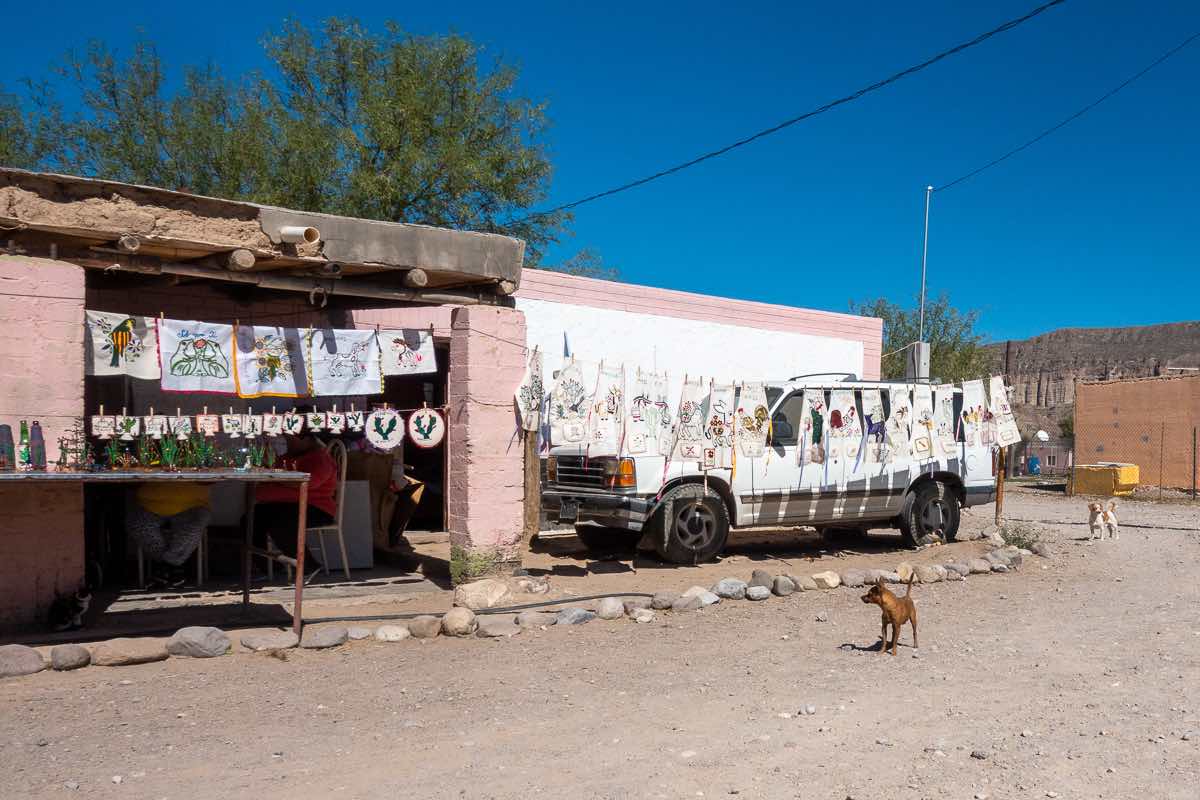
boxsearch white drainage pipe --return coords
[278,225,321,245]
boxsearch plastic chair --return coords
[309,439,350,580]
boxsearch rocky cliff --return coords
[989,322,1200,436]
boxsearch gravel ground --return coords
[3,488,1198,799]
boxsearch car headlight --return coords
[602,457,636,489]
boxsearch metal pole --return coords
[1159,423,1165,501]
[994,446,1006,526]
[1192,426,1197,500]
[919,185,933,342]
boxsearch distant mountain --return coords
[987,322,1200,436]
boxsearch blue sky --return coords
[2,1,1197,342]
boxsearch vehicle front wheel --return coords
[898,481,960,547]
[650,484,730,564]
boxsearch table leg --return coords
[243,482,256,611]
[293,481,309,635]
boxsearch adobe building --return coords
[0,167,881,631]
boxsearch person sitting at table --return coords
[253,427,336,574]
[126,482,211,588]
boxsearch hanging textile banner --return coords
[884,387,913,462]
[514,349,544,433]
[308,329,383,397]
[911,384,936,461]
[380,329,437,376]
[735,382,770,459]
[704,382,736,469]
[85,311,161,380]
[672,377,709,462]
[933,384,958,457]
[989,376,1022,447]
[960,379,987,447]
[798,389,827,466]
[625,370,654,455]
[548,360,588,445]
[233,326,308,399]
[827,389,862,471]
[859,388,887,465]
[584,363,625,456]
[407,407,446,448]
[158,319,237,395]
[649,372,674,457]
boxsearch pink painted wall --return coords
[446,306,526,567]
[0,257,87,630]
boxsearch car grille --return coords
[553,456,606,489]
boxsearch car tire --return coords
[898,480,960,547]
[574,524,642,554]
[650,484,730,565]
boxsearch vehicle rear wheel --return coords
[898,481,960,547]
[574,524,643,554]
[650,484,730,564]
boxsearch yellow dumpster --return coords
[1070,463,1139,497]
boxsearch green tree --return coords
[539,247,619,280]
[1058,411,1074,439]
[2,19,569,263]
[851,294,994,383]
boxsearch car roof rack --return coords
[785,372,858,382]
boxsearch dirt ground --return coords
[3,488,1199,799]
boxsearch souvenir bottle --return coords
[18,420,31,468]
[29,422,47,470]
[0,424,14,471]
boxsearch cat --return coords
[48,587,91,632]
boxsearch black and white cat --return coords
[48,587,91,632]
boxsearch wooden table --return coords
[0,470,311,634]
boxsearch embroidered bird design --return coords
[108,318,136,367]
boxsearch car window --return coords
[770,392,805,446]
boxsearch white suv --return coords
[542,378,997,563]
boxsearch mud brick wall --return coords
[0,256,87,630]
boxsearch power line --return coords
[513,0,1068,223]
[937,30,1200,191]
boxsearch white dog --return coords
[1088,500,1119,540]
[1102,500,1119,540]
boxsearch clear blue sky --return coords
[3,1,1197,342]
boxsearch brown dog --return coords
[860,575,918,656]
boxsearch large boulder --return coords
[441,608,478,636]
[811,571,841,590]
[712,578,749,600]
[748,570,773,589]
[374,625,411,642]
[746,586,770,601]
[166,627,230,658]
[50,644,91,671]
[0,644,47,677]
[596,598,626,620]
[241,629,299,651]
[90,638,168,667]
[840,570,868,588]
[915,565,942,584]
[453,578,512,610]
[772,576,796,596]
[300,626,349,649]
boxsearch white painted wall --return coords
[517,297,864,396]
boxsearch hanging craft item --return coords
[262,413,284,437]
[281,412,305,436]
[346,410,365,432]
[115,414,140,442]
[704,382,736,469]
[671,377,709,462]
[85,311,161,379]
[933,384,958,456]
[305,411,327,432]
[648,372,673,457]
[221,412,245,438]
[859,388,888,465]
[407,406,445,449]
[734,382,770,459]
[624,369,653,455]
[911,385,936,461]
[827,389,862,470]
[988,376,1022,447]
[195,413,220,437]
[143,413,169,440]
[158,319,237,394]
[884,387,914,461]
[308,329,383,397]
[585,364,625,456]
[548,360,588,445]
[365,408,403,450]
[244,414,264,437]
[960,379,987,447]
[514,349,544,433]
[380,329,437,376]
[325,410,346,434]
[169,415,194,441]
[91,413,116,440]
[233,325,308,398]
[798,389,827,466]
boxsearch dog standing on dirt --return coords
[1102,500,1119,539]
[861,575,918,656]
[1088,500,1120,540]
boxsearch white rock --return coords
[811,571,841,589]
[596,597,625,620]
[374,625,411,642]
